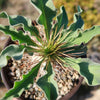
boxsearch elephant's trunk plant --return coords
[0,0,100,100]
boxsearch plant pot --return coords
[1,37,84,100]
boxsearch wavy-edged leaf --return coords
[37,62,58,100]
[0,25,37,46]
[55,6,68,34]
[1,60,42,100]
[31,0,56,41]
[0,12,41,42]
[64,57,100,86]
[72,26,100,45]
[77,58,100,86]
[0,44,25,68]
[68,6,84,32]
[62,6,84,44]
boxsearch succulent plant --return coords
[0,0,100,100]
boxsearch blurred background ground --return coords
[0,0,100,100]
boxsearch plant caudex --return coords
[0,0,100,100]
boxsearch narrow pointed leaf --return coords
[0,25,37,46]
[37,62,58,100]
[31,0,56,40]
[0,12,41,42]
[0,44,25,68]
[1,61,42,100]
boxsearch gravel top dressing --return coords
[8,53,80,100]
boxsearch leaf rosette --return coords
[0,0,100,100]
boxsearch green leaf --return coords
[64,57,100,86]
[1,60,42,100]
[72,26,100,45]
[25,46,40,56]
[0,12,41,42]
[0,12,28,26]
[0,25,37,46]
[77,58,100,86]
[68,6,84,32]
[62,6,84,44]
[37,62,58,100]
[0,44,25,68]
[0,12,7,18]
[63,57,80,72]
[31,0,56,41]
[55,6,68,33]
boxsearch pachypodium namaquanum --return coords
[0,0,100,100]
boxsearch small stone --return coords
[9,67,16,72]
[57,95,62,100]
[25,90,28,94]
[59,83,62,88]
[63,86,68,92]
[75,74,79,79]
[68,85,72,90]
[67,75,71,79]
[29,95,34,99]
[33,95,36,99]
[19,76,22,80]
[13,77,17,80]
[16,69,21,78]
[60,90,64,95]
[27,91,31,95]
[25,94,28,98]
[69,82,73,86]
[17,60,21,63]
[9,72,15,76]
[38,91,43,97]
[29,88,33,92]
[42,97,46,100]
